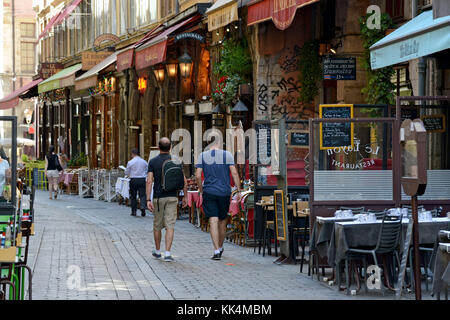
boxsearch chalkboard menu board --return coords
[320,104,354,150]
[255,122,272,165]
[323,57,356,80]
[421,114,446,133]
[274,190,287,241]
[289,130,309,148]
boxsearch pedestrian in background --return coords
[125,148,148,217]
[45,145,62,200]
[146,138,187,262]
[195,140,242,260]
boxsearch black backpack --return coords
[161,157,184,192]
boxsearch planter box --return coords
[0,247,17,263]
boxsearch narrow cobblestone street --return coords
[26,191,429,300]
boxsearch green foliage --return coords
[298,40,322,106]
[68,153,88,167]
[212,75,242,106]
[359,13,396,107]
[213,38,253,84]
[21,154,29,163]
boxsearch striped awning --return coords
[206,0,239,32]
[38,64,82,93]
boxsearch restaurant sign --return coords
[174,32,205,43]
[135,41,167,70]
[247,0,319,30]
[82,51,114,71]
[327,141,381,170]
[93,33,121,52]
[38,63,64,80]
[117,49,134,73]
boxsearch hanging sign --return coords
[319,104,354,150]
[323,57,357,80]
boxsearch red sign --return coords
[135,41,167,70]
[247,0,318,30]
[117,49,134,73]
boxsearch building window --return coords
[120,0,127,35]
[103,0,110,33]
[21,23,35,38]
[160,0,175,20]
[386,0,404,22]
[130,0,137,29]
[139,0,148,25]
[21,42,35,72]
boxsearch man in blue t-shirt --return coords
[195,140,242,260]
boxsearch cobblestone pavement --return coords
[27,190,429,300]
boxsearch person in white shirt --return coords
[125,148,148,216]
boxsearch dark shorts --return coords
[202,192,230,220]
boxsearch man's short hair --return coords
[159,138,171,152]
[131,148,140,156]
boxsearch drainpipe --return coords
[413,0,427,105]
[12,0,15,117]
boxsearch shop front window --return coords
[311,117,394,201]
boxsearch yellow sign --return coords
[319,104,354,150]
[82,51,114,70]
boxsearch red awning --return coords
[38,0,82,40]
[53,0,83,27]
[117,24,164,73]
[135,15,201,70]
[247,0,318,30]
[0,79,43,110]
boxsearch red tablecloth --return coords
[58,172,75,186]
[187,191,203,208]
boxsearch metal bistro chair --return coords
[291,201,310,272]
[367,209,389,220]
[408,208,441,293]
[344,213,402,295]
[340,206,365,214]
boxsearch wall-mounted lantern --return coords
[178,48,193,80]
[153,65,165,83]
[166,61,178,79]
[138,77,147,94]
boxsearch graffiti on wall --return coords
[256,45,315,120]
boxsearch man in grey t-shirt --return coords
[195,140,242,260]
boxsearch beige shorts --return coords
[153,197,178,231]
[46,170,60,178]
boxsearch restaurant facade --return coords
[29,0,450,214]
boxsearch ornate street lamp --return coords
[153,65,165,83]
[178,48,193,79]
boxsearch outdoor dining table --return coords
[310,216,358,259]
[329,217,450,290]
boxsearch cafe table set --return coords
[310,208,450,295]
